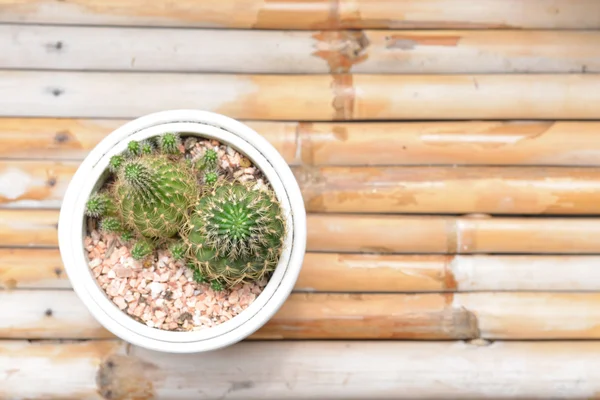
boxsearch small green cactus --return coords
[204,171,218,185]
[169,241,187,261]
[113,154,198,239]
[120,230,135,243]
[85,193,114,218]
[158,133,181,155]
[210,280,223,291]
[131,240,153,260]
[192,267,207,284]
[196,148,218,171]
[183,181,286,286]
[127,140,141,157]
[99,216,122,233]
[140,139,155,155]
[109,155,124,173]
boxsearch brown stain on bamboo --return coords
[385,34,462,50]
[443,255,458,290]
[331,74,355,120]
[312,30,370,73]
[97,354,160,400]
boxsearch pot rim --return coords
[58,110,306,353]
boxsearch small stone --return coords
[239,157,252,168]
[229,292,239,304]
[244,167,256,175]
[107,270,116,279]
[113,296,127,310]
[146,320,155,328]
[155,310,167,319]
[115,267,133,278]
[89,258,101,268]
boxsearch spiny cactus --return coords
[211,280,223,291]
[120,230,135,243]
[183,181,285,286]
[99,216,122,234]
[108,155,124,173]
[200,181,285,260]
[196,148,218,171]
[204,171,218,185]
[127,140,142,157]
[131,240,153,260]
[113,154,198,239]
[140,139,155,155]
[158,133,181,155]
[85,193,115,218]
[169,241,187,261]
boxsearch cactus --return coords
[99,216,122,233]
[196,148,218,171]
[131,240,153,260]
[169,241,187,261]
[204,171,218,185]
[127,140,142,157]
[112,154,198,239]
[183,181,285,286]
[109,155,125,173]
[211,280,223,291]
[140,139,155,155]
[158,132,181,155]
[120,230,135,243]
[85,192,115,218]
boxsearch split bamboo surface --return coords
[7,159,600,215]
[5,339,600,399]
[5,290,600,340]
[6,248,600,292]
[5,118,600,167]
[5,209,600,254]
[4,25,600,74]
[3,71,600,120]
[1,0,599,29]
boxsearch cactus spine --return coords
[113,154,198,239]
[184,181,285,286]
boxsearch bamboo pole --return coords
[0,0,598,29]
[5,339,600,399]
[5,209,600,254]
[4,118,600,167]
[0,248,67,289]
[6,290,600,340]
[7,160,600,215]
[3,71,600,120]
[295,165,600,214]
[7,249,600,292]
[3,25,600,74]
[0,118,297,163]
[0,210,58,247]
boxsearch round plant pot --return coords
[58,109,306,353]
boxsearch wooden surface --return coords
[3,1,600,398]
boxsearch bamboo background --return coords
[2,0,600,398]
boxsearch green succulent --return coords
[99,216,123,233]
[158,132,181,155]
[85,193,115,218]
[113,154,198,239]
[140,139,155,155]
[169,241,187,261]
[204,171,218,185]
[196,148,218,171]
[210,280,223,291]
[108,155,124,173]
[127,140,141,157]
[131,240,153,260]
[183,181,285,287]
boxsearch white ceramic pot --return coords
[58,110,306,353]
